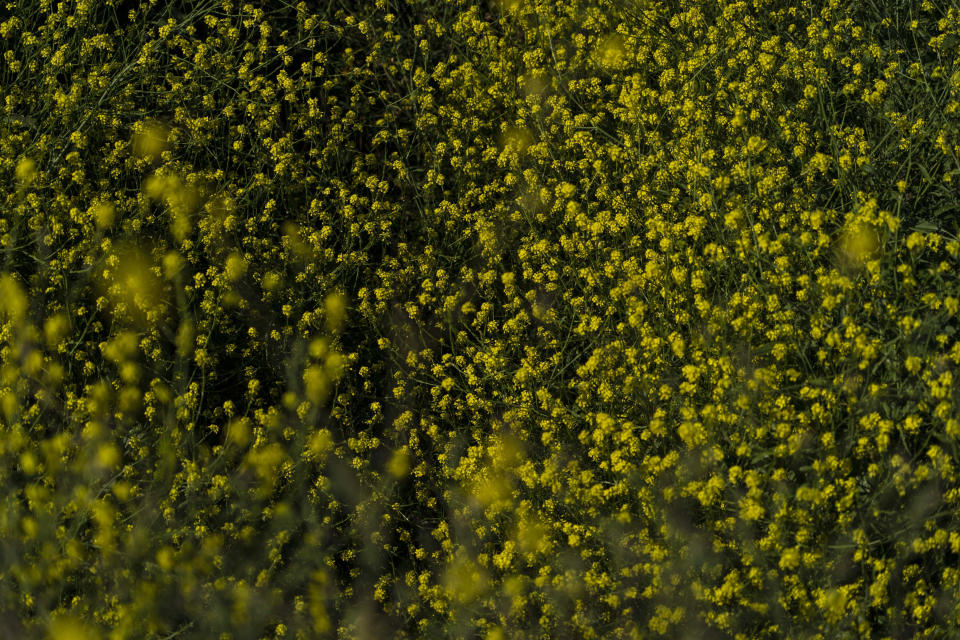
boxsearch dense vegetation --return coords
[3,0,960,637]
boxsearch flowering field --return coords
[2,0,960,637]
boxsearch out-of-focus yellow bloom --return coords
[387,447,411,478]
[0,275,28,322]
[131,120,169,162]
[839,222,880,265]
[225,252,248,282]
[93,202,115,229]
[227,418,252,447]
[594,34,626,69]
[324,292,347,332]
[49,615,98,640]
[15,157,37,185]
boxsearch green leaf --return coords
[912,220,939,234]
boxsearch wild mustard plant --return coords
[2,0,960,638]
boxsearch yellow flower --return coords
[324,292,347,332]
[746,136,767,155]
[49,615,97,640]
[839,222,880,265]
[387,447,411,478]
[15,157,37,185]
[131,120,169,162]
[593,33,626,69]
[779,547,801,571]
[225,252,248,282]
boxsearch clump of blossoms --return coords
[2,0,960,638]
